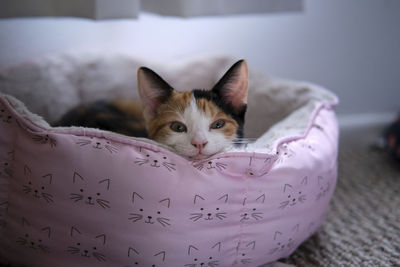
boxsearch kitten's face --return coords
[138,60,248,160]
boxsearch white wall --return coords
[0,0,399,117]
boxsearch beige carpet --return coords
[282,144,400,266]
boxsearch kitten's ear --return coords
[137,67,174,121]
[212,60,248,113]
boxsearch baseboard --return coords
[338,112,397,131]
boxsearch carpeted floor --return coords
[281,144,400,267]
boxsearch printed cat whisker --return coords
[162,162,176,171]
[105,145,118,154]
[97,199,110,209]
[67,246,80,254]
[70,193,84,202]
[195,165,204,171]
[279,201,290,209]
[157,217,171,227]
[93,252,106,262]
[189,213,203,222]
[4,168,13,178]
[209,260,220,267]
[16,237,27,246]
[41,193,54,203]
[128,213,143,222]
[215,212,227,220]
[22,186,31,194]
[215,162,227,171]
[251,213,263,220]
[76,140,91,146]
[134,158,149,166]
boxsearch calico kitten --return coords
[55,60,248,159]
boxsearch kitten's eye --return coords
[210,119,225,129]
[170,121,187,133]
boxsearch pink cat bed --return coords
[0,54,339,266]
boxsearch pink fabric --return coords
[0,95,338,267]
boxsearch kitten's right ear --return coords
[137,67,174,121]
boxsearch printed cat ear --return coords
[128,247,140,257]
[137,67,174,121]
[212,60,248,113]
[41,227,52,239]
[70,226,81,237]
[96,234,106,245]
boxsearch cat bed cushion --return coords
[0,54,339,267]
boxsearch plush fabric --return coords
[0,54,338,267]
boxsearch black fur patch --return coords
[54,101,147,137]
[192,89,246,138]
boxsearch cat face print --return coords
[275,144,295,164]
[279,177,308,209]
[0,150,14,178]
[189,194,228,222]
[240,194,266,222]
[316,176,331,201]
[125,247,166,267]
[134,148,176,172]
[129,192,171,227]
[137,60,248,160]
[76,137,118,154]
[22,165,54,204]
[268,224,299,255]
[234,241,256,265]
[67,226,107,262]
[70,172,111,209]
[185,242,222,267]
[0,107,13,123]
[16,218,52,254]
[194,159,227,172]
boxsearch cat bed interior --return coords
[0,54,339,266]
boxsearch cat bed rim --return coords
[0,92,338,167]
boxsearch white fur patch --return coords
[164,96,231,159]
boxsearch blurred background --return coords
[0,0,399,138]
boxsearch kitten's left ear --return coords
[137,67,174,121]
[212,60,248,113]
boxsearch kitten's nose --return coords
[191,140,208,149]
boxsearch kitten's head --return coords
[137,60,248,160]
